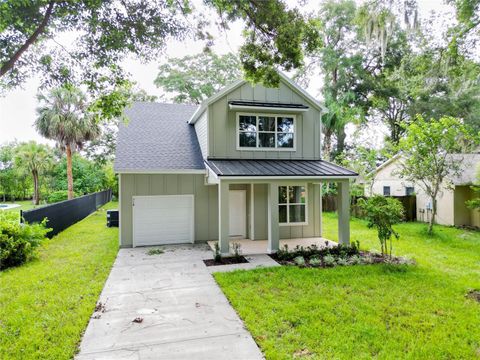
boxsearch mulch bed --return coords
[269,251,413,268]
[203,256,249,267]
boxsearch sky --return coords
[0,0,455,147]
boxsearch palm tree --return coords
[35,85,99,200]
[14,142,53,205]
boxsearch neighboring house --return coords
[367,154,480,227]
[114,73,357,254]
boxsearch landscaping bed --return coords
[203,256,248,266]
[269,243,414,268]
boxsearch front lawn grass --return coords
[0,202,118,360]
[215,213,480,359]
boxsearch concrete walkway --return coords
[76,244,264,360]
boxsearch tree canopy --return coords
[155,52,241,104]
[396,116,478,234]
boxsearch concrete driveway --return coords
[76,244,263,360]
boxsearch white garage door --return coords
[132,195,194,247]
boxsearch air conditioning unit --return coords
[107,209,119,227]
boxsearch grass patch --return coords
[146,248,164,255]
[215,213,480,359]
[0,202,118,360]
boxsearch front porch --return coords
[208,237,337,255]
[205,158,356,255]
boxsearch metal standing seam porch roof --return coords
[228,100,309,110]
[205,159,358,178]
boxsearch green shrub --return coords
[0,212,51,270]
[309,257,321,267]
[47,190,81,203]
[347,255,362,265]
[323,254,336,267]
[293,256,305,267]
[213,242,222,262]
[275,242,360,262]
[231,242,242,260]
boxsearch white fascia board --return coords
[366,153,402,178]
[188,79,246,124]
[228,104,309,113]
[205,167,220,184]
[116,169,207,174]
[278,72,329,114]
[189,73,329,125]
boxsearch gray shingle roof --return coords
[205,159,358,177]
[114,102,204,172]
[449,153,480,185]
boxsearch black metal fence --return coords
[21,190,112,238]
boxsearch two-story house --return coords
[114,73,357,254]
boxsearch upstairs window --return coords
[405,186,414,196]
[383,186,391,196]
[237,113,295,150]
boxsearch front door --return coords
[229,190,247,237]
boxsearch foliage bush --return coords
[231,242,242,260]
[47,190,81,203]
[322,254,336,267]
[276,241,360,262]
[309,257,321,267]
[273,240,413,268]
[52,154,105,195]
[358,195,404,257]
[213,242,222,262]
[294,256,305,267]
[0,212,51,270]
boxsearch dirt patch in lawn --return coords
[467,290,480,303]
[203,256,249,266]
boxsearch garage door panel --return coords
[133,195,194,247]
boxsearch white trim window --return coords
[237,113,295,150]
[278,185,307,225]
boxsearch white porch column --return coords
[337,180,350,245]
[218,180,230,255]
[267,182,279,253]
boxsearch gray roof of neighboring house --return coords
[450,153,480,185]
[371,153,480,185]
[205,159,357,177]
[114,102,204,172]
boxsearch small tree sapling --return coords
[359,195,404,257]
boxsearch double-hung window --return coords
[279,185,307,225]
[238,114,295,149]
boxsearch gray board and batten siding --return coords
[204,81,322,160]
[119,173,322,247]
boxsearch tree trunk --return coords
[323,132,333,161]
[0,1,55,77]
[33,170,39,205]
[66,144,74,200]
[335,126,347,157]
[428,196,437,234]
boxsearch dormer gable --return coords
[191,73,326,161]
